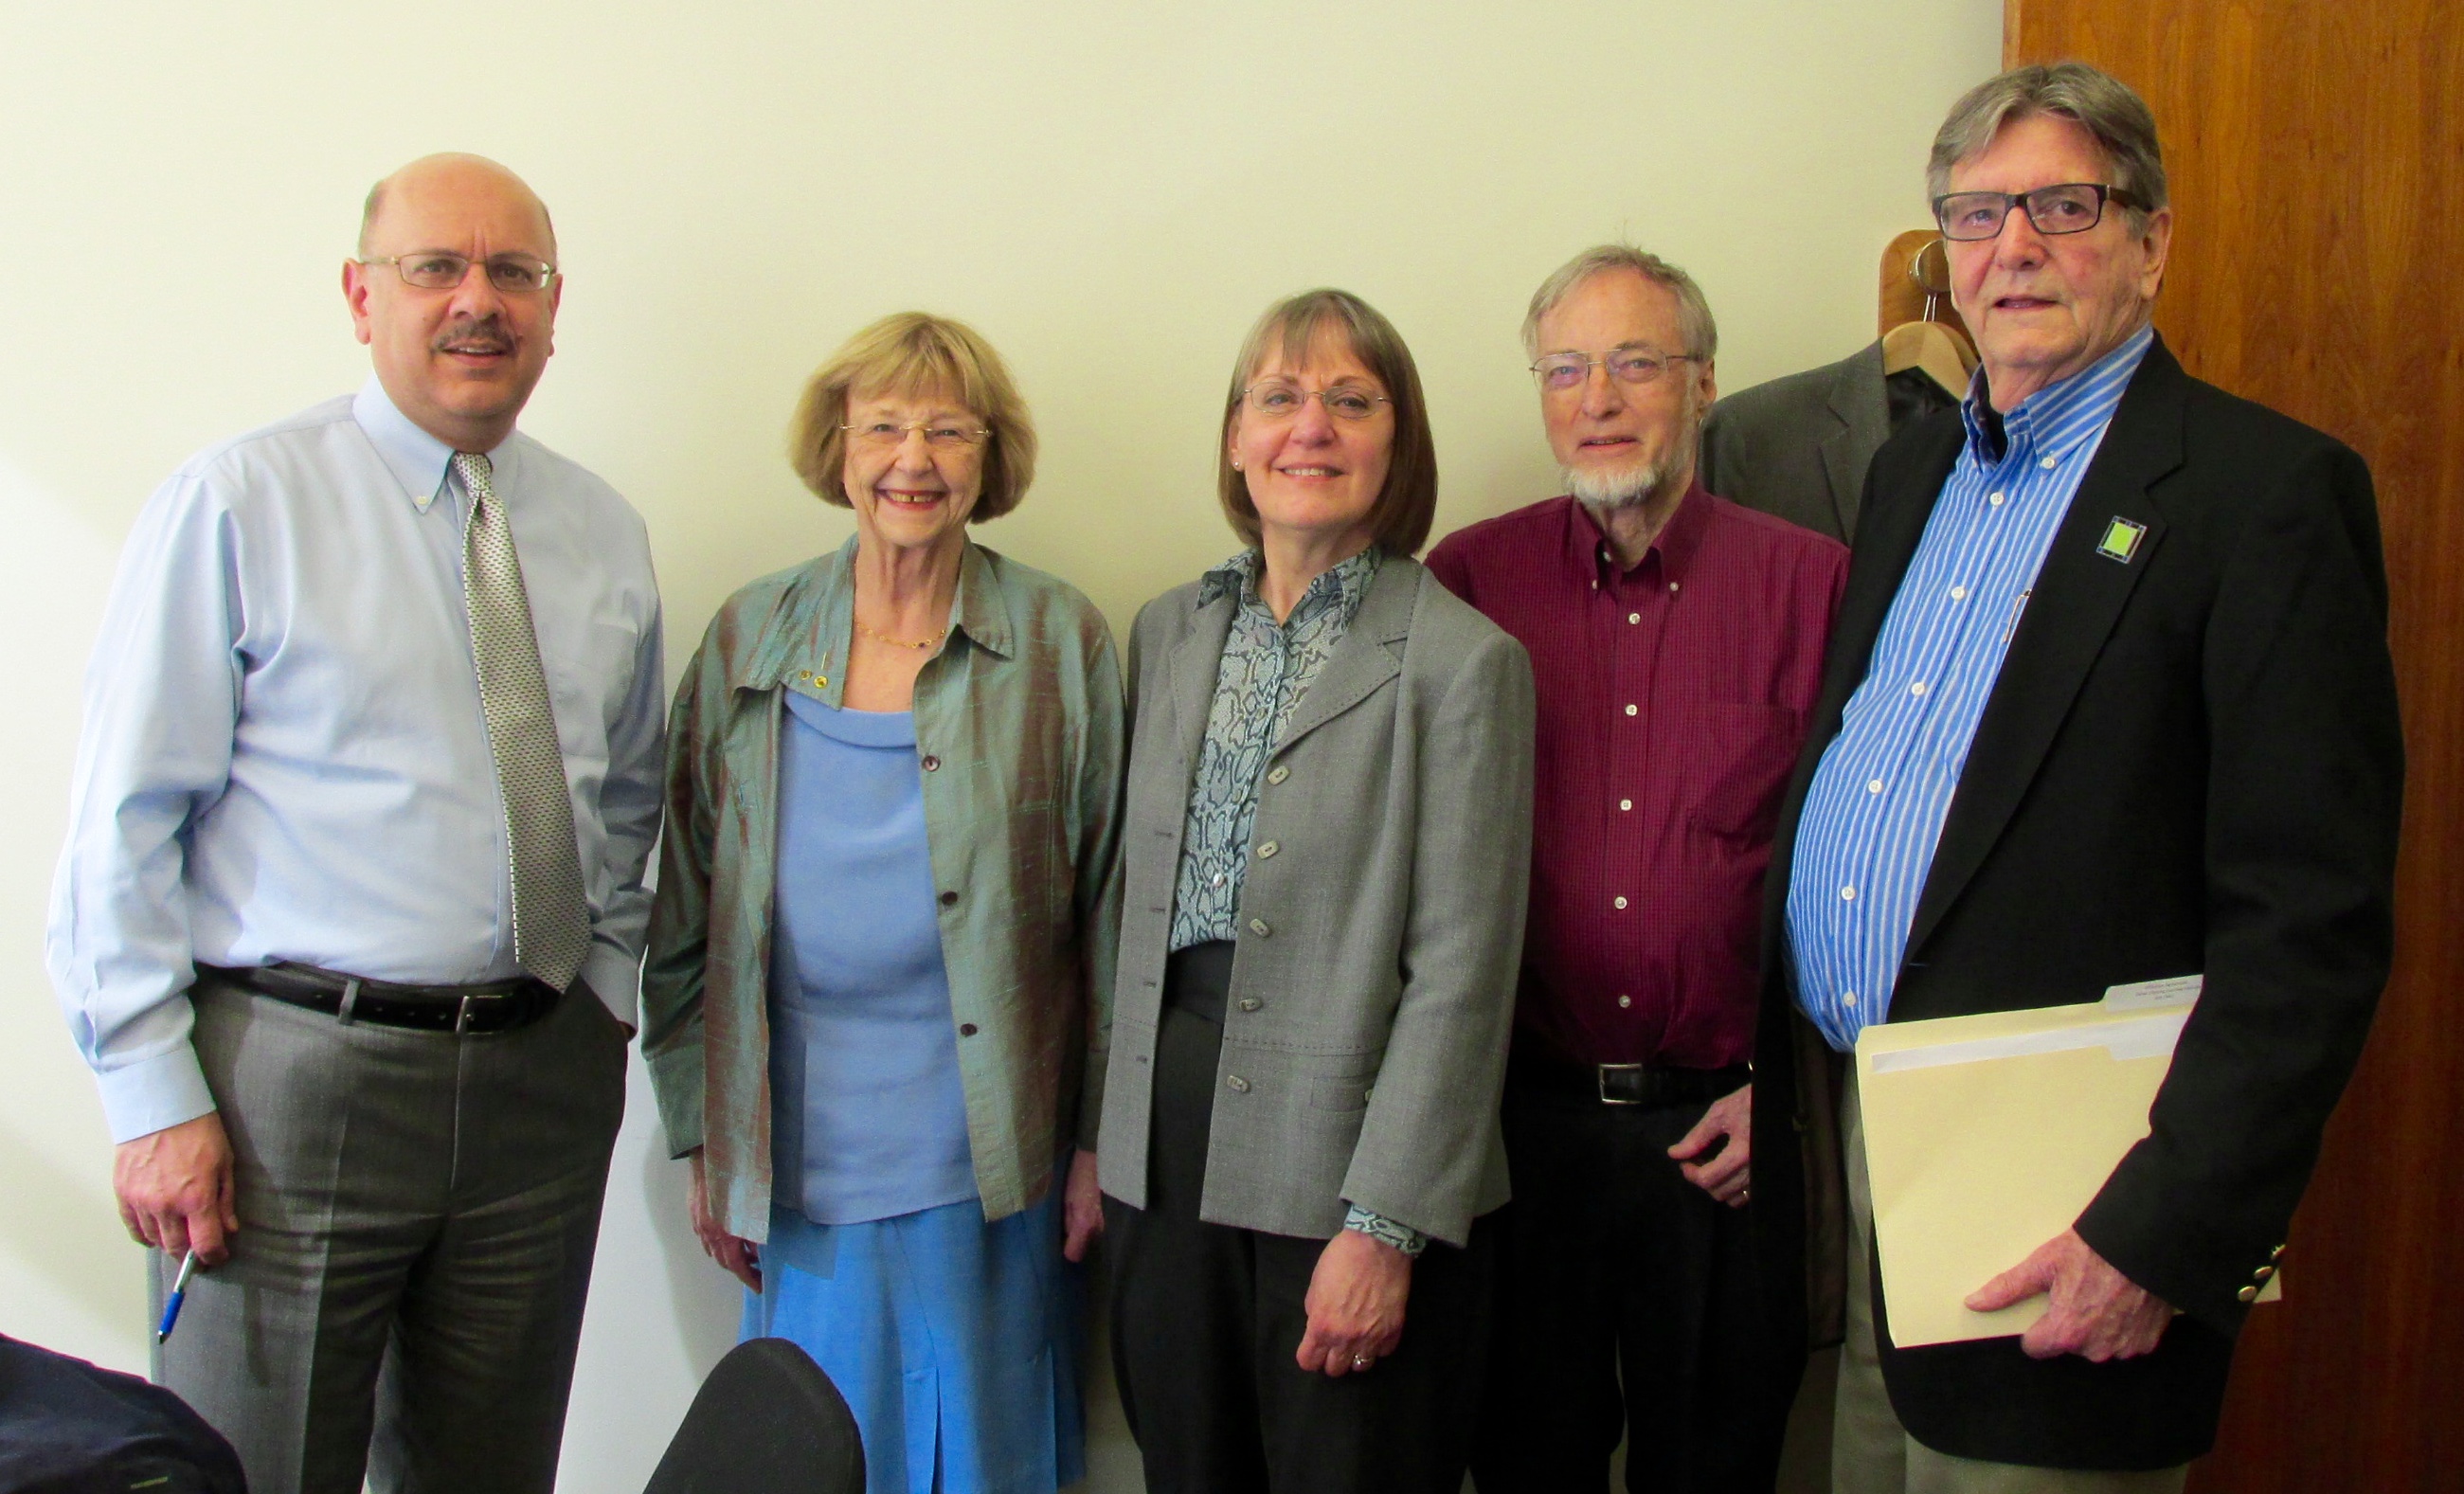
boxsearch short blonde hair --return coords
[788,312,1037,521]
[1215,289,1439,556]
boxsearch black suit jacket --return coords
[1750,337,2403,1469]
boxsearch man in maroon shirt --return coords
[1429,244,1846,1493]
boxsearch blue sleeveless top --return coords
[767,690,975,1224]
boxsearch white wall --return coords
[0,3,1999,1488]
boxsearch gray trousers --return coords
[152,972,627,1494]
[1833,1074,2187,1494]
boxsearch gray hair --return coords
[1521,244,1718,362]
[1927,62,2167,225]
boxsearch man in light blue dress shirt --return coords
[46,153,664,1494]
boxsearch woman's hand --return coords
[1295,1229,1412,1377]
[1062,1148,1105,1263]
[687,1148,763,1292]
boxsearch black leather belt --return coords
[201,963,561,1035]
[1513,1050,1751,1108]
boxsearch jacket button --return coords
[1225,1075,1250,1092]
[1267,765,1289,784]
[2237,1285,2259,1304]
[939,891,959,907]
[920,754,942,771]
[1237,999,1262,1013]
[1257,840,1279,858]
[2271,1243,2285,1260]
[959,1023,979,1036]
[2253,1264,2275,1282]
[1248,918,1271,937]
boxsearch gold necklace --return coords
[854,618,949,652]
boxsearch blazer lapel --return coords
[1821,341,1891,541]
[1273,553,1413,757]
[1902,344,2188,958]
[1160,583,1236,793]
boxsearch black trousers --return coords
[1105,942,1496,1494]
[1469,1066,1798,1494]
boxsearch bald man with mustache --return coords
[49,153,665,1494]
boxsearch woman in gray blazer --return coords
[1091,288,1536,1494]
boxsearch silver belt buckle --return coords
[455,991,505,1035]
[1596,1062,1644,1105]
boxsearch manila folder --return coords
[1851,976,2273,1348]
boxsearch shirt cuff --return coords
[95,1043,218,1144]
[1343,1203,1428,1257]
[582,945,641,1034]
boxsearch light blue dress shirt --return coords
[1787,327,2152,1052]
[48,379,666,1142]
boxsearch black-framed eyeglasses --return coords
[357,252,560,293]
[1931,183,2146,242]
[1239,384,1392,421]
[1530,348,1698,393]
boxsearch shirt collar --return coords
[1198,545,1383,629]
[351,376,522,513]
[1960,322,2155,468]
[1560,480,1714,587]
[735,535,1015,700]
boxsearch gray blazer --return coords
[1093,554,1535,1247]
[1699,339,1890,544]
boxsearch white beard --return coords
[1565,459,1670,512]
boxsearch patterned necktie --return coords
[453,451,591,992]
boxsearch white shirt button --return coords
[1866,779,1884,795]
[1951,585,1968,601]
[1624,703,1638,716]
[1909,681,1928,697]
[1840,886,1857,901]
[1617,994,1632,1009]
[1988,491,2005,507]
[1842,990,1858,1007]
[1628,612,1641,624]
[1613,895,1629,909]
[1669,582,1680,593]
[2041,456,2058,470]
[1210,873,1226,888]
[1619,798,1633,812]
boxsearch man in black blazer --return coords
[1754,62,2402,1492]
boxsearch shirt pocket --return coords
[1679,702,1807,847]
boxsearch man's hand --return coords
[1061,1148,1104,1263]
[1667,1083,1752,1206]
[686,1148,762,1292]
[113,1112,238,1265]
[1295,1228,1412,1377]
[1968,1228,2176,1361]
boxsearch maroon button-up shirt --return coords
[1426,486,1845,1070]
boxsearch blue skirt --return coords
[743,1188,1085,1494]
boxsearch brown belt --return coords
[200,963,561,1035]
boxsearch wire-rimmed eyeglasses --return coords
[356,252,559,293]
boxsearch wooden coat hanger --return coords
[1878,230,1979,397]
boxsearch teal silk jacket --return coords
[643,537,1125,1241]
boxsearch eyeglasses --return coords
[357,252,559,293]
[1931,183,2146,242]
[1240,384,1392,422]
[1530,349,1699,392]
[839,419,991,452]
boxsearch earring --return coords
[1231,459,1243,470]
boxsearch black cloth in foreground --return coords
[0,1330,246,1494]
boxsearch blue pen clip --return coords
[156,1251,201,1343]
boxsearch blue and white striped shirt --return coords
[1786,326,2153,1052]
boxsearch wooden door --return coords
[2002,2,2464,1488]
